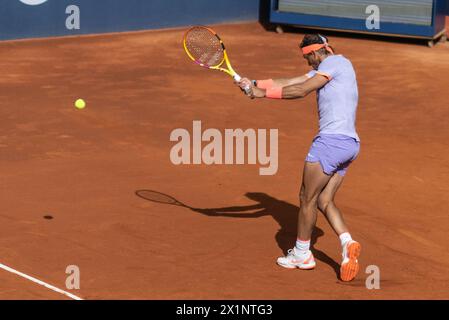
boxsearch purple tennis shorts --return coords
[305,134,360,176]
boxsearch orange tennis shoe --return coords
[340,240,361,282]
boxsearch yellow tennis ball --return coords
[75,99,86,109]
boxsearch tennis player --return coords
[238,34,361,281]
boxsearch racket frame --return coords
[135,190,187,207]
[183,26,246,84]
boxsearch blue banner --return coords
[0,0,260,40]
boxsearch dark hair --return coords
[300,34,335,55]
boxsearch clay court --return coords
[0,22,449,299]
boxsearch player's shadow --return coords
[138,190,340,276]
[194,192,339,276]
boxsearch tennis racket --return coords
[135,190,193,209]
[183,26,252,95]
[135,190,217,216]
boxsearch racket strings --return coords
[185,27,224,67]
[136,190,182,206]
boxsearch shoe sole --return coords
[340,242,361,282]
[277,262,316,270]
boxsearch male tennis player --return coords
[238,34,361,281]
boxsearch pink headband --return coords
[301,43,334,55]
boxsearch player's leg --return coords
[297,162,332,240]
[277,162,331,270]
[317,173,348,235]
[318,172,361,282]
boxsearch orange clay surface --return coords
[0,23,448,299]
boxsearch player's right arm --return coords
[238,75,309,95]
[269,75,310,87]
[240,73,328,99]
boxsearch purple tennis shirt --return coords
[307,55,360,142]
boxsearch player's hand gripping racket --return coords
[183,26,252,95]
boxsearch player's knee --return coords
[318,195,331,212]
[299,189,318,207]
[299,189,306,203]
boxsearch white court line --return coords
[0,263,83,300]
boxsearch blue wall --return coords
[0,0,260,41]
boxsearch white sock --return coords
[339,232,352,247]
[295,238,310,256]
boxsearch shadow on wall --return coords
[259,0,272,29]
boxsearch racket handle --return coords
[233,74,242,82]
[243,85,252,95]
[233,74,252,96]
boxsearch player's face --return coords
[303,52,320,70]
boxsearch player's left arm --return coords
[281,73,329,99]
[251,74,329,99]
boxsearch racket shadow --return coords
[135,190,340,276]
